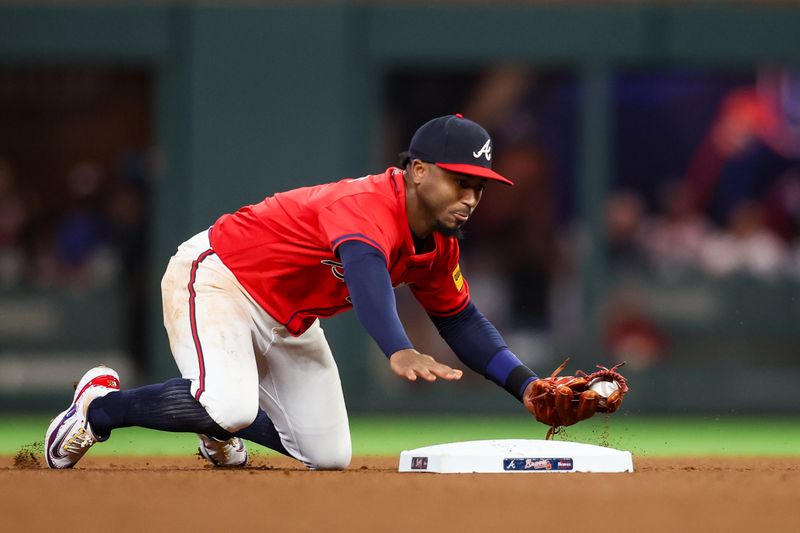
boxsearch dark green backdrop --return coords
[1,2,799,413]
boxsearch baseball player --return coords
[45,114,625,469]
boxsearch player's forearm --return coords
[338,240,414,357]
[430,303,538,401]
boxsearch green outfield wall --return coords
[1,3,799,413]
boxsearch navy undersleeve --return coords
[338,240,413,357]
[430,303,538,401]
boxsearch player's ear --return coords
[410,159,427,185]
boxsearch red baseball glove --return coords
[524,358,629,439]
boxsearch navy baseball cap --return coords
[408,114,513,186]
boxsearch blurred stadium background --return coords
[1,2,799,453]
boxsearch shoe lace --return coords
[222,438,243,458]
[63,426,94,454]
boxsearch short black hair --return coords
[397,151,411,169]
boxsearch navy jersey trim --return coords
[331,233,386,261]
[286,303,353,327]
[424,297,471,318]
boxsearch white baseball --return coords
[589,379,619,398]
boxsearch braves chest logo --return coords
[321,259,345,281]
[321,259,352,304]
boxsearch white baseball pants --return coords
[160,230,351,469]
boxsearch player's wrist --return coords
[519,376,539,402]
[389,348,417,359]
[485,349,538,402]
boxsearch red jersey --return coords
[210,167,470,335]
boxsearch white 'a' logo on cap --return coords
[473,139,492,161]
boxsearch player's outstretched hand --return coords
[389,349,463,383]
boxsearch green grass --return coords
[3,415,799,457]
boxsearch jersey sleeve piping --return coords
[331,233,389,265]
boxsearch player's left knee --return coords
[203,395,259,434]
[306,439,352,470]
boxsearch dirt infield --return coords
[2,454,798,532]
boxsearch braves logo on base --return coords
[411,456,429,470]
[503,458,574,471]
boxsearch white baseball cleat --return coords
[198,434,248,467]
[45,366,120,469]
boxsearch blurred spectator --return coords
[699,200,787,280]
[641,180,711,280]
[603,68,800,285]
[0,153,152,292]
[608,69,800,284]
[685,68,800,226]
[52,160,117,287]
[605,190,648,276]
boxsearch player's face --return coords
[414,162,486,236]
